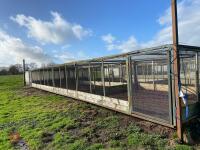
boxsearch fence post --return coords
[152,60,155,91]
[23,59,26,86]
[171,0,182,141]
[52,67,55,87]
[101,60,106,96]
[59,67,61,88]
[39,69,42,85]
[88,62,92,93]
[168,50,174,125]
[126,56,133,113]
[65,65,68,91]
[75,64,79,95]
[195,52,199,101]
[43,67,45,85]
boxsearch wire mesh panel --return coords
[131,56,170,121]
[103,59,128,101]
[91,63,104,95]
[77,66,91,93]
[67,68,76,90]
[180,51,198,103]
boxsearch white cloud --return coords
[115,36,138,52]
[101,34,115,44]
[0,29,52,66]
[102,35,139,52]
[10,11,92,45]
[145,0,200,47]
[53,49,88,63]
[103,0,200,52]
[0,29,89,67]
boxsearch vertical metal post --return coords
[31,71,34,83]
[23,59,26,86]
[59,67,61,88]
[196,52,199,101]
[46,69,49,85]
[29,71,33,86]
[133,61,138,89]
[108,64,111,86]
[93,67,96,90]
[126,56,133,113]
[152,61,155,91]
[52,67,55,87]
[75,64,79,92]
[111,65,114,82]
[142,64,145,82]
[43,68,45,85]
[172,0,182,141]
[101,60,106,96]
[145,64,147,82]
[88,63,92,93]
[65,65,68,91]
[37,71,39,84]
[147,64,149,82]
[39,69,42,85]
[168,50,174,125]
[120,63,122,83]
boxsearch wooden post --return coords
[126,56,133,113]
[171,0,182,141]
[23,59,26,86]
[101,60,106,96]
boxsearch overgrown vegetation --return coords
[0,75,198,149]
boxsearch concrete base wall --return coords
[31,83,129,113]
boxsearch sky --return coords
[0,0,200,67]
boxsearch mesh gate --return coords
[131,57,170,121]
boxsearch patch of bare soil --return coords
[41,132,54,144]
[19,86,49,97]
[9,131,29,150]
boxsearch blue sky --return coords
[0,0,199,66]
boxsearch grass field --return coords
[0,75,196,150]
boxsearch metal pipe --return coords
[23,59,26,86]
[88,63,92,93]
[65,65,68,91]
[195,52,199,101]
[101,60,106,96]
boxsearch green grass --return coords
[0,75,197,150]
